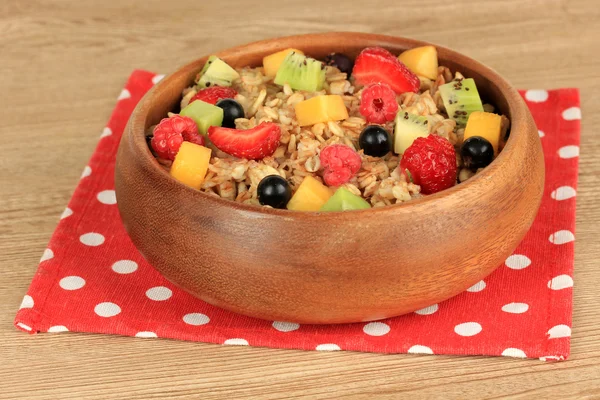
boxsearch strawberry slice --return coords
[189,87,238,105]
[352,47,420,94]
[208,122,281,160]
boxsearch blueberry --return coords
[461,136,494,169]
[358,126,391,157]
[324,53,354,76]
[257,175,292,209]
[216,99,245,129]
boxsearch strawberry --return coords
[352,47,420,94]
[189,87,238,105]
[207,122,281,160]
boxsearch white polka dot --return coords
[48,325,69,333]
[135,331,158,338]
[79,232,105,246]
[60,207,73,219]
[407,345,434,354]
[414,304,438,315]
[59,276,86,290]
[118,89,131,100]
[525,90,549,103]
[111,260,138,274]
[505,254,531,270]
[16,322,32,331]
[502,348,527,358]
[551,186,576,200]
[501,302,529,314]
[94,302,121,317]
[20,295,34,309]
[100,127,112,138]
[183,313,210,326]
[558,145,579,159]
[538,130,545,138]
[145,286,172,301]
[97,190,117,205]
[548,324,571,339]
[539,355,564,362]
[548,274,574,290]
[272,321,300,332]
[549,230,575,245]
[81,165,92,179]
[454,322,482,337]
[224,338,249,346]
[467,280,486,292]
[363,322,391,336]
[152,74,166,84]
[562,107,581,121]
[316,343,341,351]
[40,248,54,263]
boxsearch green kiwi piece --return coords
[274,52,326,92]
[394,111,429,154]
[439,78,484,127]
[180,100,223,135]
[196,56,240,88]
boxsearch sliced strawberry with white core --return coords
[207,122,281,160]
[352,47,420,94]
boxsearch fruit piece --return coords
[320,187,371,211]
[216,98,245,128]
[263,48,304,77]
[323,53,354,75]
[257,175,292,209]
[286,176,332,212]
[180,99,224,136]
[352,47,420,94]
[294,95,349,127]
[394,111,430,154]
[169,142,212,189]
[189,87,237,105]
[207,122,281,160]
[359,83,398,124]
[274,52,326,92]
[463,111,503,153]
[461,136,494,169]
[359,126,391,157]
[439,78,484,127]
[400,134,457,195]
[151,115,204,160]
[319,144,362,187]
[196,56,240,88]
[397,45,439,80]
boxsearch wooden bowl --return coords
[115,32,544,324]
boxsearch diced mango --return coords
[294,95,349,127]
[287,176,332,211]
[170,142,212,189]
[464,111,503,153]
[398,45,439,80]
[263,48,304,77]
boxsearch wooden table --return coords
[1,0,599,398]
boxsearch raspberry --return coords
[359,83,399,124]
[150,115,204,160]
[399,134,457,195]
[319,144,362,187]
[189,87,238,105]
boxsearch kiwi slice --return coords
[274,52,326,92]
[438,78,484,127]
[394,111,429,154]
[196,56,240,88]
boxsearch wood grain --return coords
[1,0,599,398]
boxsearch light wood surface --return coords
[1,0,598,398]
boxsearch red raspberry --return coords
[400,135,457,195]
[319,144,362,187]
[150,115,204,160]
[189,87,238,105]
[360,83,399,124]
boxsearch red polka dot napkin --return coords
[15,70,580,361]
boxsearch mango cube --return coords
[180,100,223,136]
[170,142,212,189]
[398,45,439,80]
[294,95,349,127]
[263,48,304,77]
[287,176,332,211]
[464,111,503,153]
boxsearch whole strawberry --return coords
[151,115,204,160]
[400,135,457,195]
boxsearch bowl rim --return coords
[126,32,530,218]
